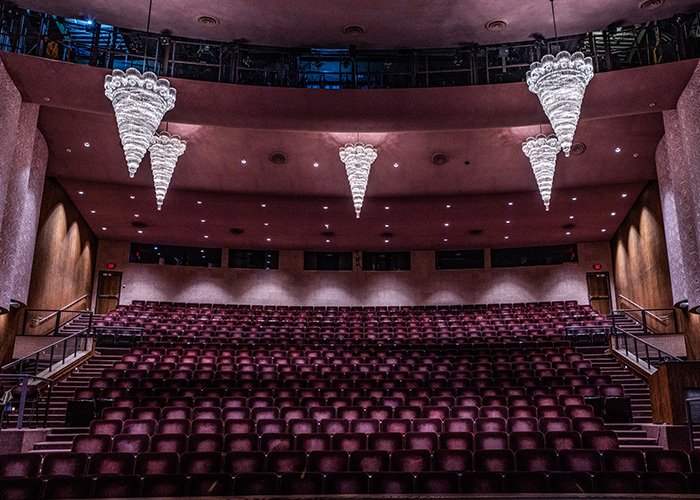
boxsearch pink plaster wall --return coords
[95,240,613,308]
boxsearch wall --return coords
[611,181,675,332]
[25,178,97,333]
[94,240,612,307]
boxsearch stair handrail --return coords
[1,329,91,376]
[30,294,90,325]
[617,294,670,323]
[612,327,681,372]
[0,373,53,429]
[686,398,700,450]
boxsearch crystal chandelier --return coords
[522,134,561,211]
[148,132,187,210]
[526,52,593,156]
[104,68,177,178]
[339,142,378,218]
[525,0,593,156]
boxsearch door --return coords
[586,272,612,314]
[95,271,122,314]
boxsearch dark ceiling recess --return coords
[381,232,393,238]
[485,20,508,31]
[570,143,587,156]
[130,221,147,229]
[469,229,483,235]
[431,153,449,165]
[563,223,576,230]
[321,231,335,237]
[229,227,244,235]
[197,15,220,25]
[269,152,287,164]
[639,0,664,9]
[342,25,367,35]
[464,160,471,165]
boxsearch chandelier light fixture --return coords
[526,0,594,156]
[339,142,378,218]
[148,132,187,210]
[104,68,177,178]
[522,134,561,211]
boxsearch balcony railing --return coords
[0,4,699,89]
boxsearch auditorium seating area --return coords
[0,301,690,497]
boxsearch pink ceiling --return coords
[16,0,700,49]
[1,53,695,251]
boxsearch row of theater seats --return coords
[2,470,697,498]
[3,449,700,477]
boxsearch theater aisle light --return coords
[526,0,594,156]
[148,132,187,210]
[339,142,378,218]
[522,134,561,211]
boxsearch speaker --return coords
[65,399,95,427]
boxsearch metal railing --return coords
[0,5,699,89]
[687,398,700,450]
[612,328,681,372]
[21,307,93,336]
[1,329,92,376]
[0,374,52,429]
[612,307,679,337]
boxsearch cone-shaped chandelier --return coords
[339,142,377,218]
[526,51,593,157]
[522,134,561,211]
[104,68,177,178]
[148,132,186,210]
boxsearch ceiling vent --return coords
[229,227,244,235]
[130,221,147,229]
[468,229,483,236]
[269,152,287,165]
[563,223,576,230]
[639,0,664,9]
[431,153,449,166]
[197,15,220,26]
[570,143,587,156]
[321,231,335,237]
[485,20,507,31]
[381,232,393,238]
[342,25,367,35]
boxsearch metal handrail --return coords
[612,327,681,372]
[1,329,91,376]
[617,294,670,323]
[687,397,700,450]
[31,294,89,325]
[0,373,52,429]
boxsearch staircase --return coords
[579,346,660,451]
[56,312,93,336]
[611,311,647,336]
[27,349,125,453]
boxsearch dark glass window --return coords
[436,250,485,269]
[129,243,222,267]
[304,252,353,270]
[362,251,411,271]
[229,249,279,269]
[491,244,578,268]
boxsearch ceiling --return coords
[16,0,700,49]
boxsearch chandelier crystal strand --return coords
[148,132,187,210]
[522,134,561,211]
[526,51,594,157]
[104,68,177,177]
[339,142,378,218]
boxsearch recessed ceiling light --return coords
[137,230,143,234]
[78,191,84,195]
[384,206,390,210]
[601,229,607,233]
[263,222,269,226]
[566,231,571,235]
[90,210,96,214]
[571,197,577,201]
[569,215,574,219]
[393,163,399,168]
[201,219,206,223]
[384,224,390,228]
[443,238,448,242]
[129,195,135,200]
[204,235,209,239]
[101,227,107,231]
[200,249,205,253]
[508,202,513,206]
[43,97,50,102]
[83,142,90,148]
[622,193,628,198]
[506,220,511,224]
[266,237,271,242]
[384,239,389,243]
[649,102,656,107]
[444,223,449,227]
[614,147,622,153]
[261,204,267,208]
[134,214,139,218]
[66,148,72,153]
[504,236,510,240]
[313,162,319,167]
[324,224,330,229]
[197,200,203,204]
[611,212,617,216]
[325,239,331,243]
[323,206,328,210]
[633,153,639,158]
[445,204,451,208]
[240,159,247,164]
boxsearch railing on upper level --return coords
[0,4,699,89]
[612,328,681,373]
[2,329,92,376]
[613,294,679,335]
[20,294,92,336]
[687,398,700,450]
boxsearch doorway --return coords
[95,271,122,314]
[586,272,612,314]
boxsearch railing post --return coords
[641,310,648,335]
[644,342,650,370]
[87,312,94,337]
[54,310,61,336]
[48,345,54,372]
[16,376,27,429]
[62,337,67,364]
